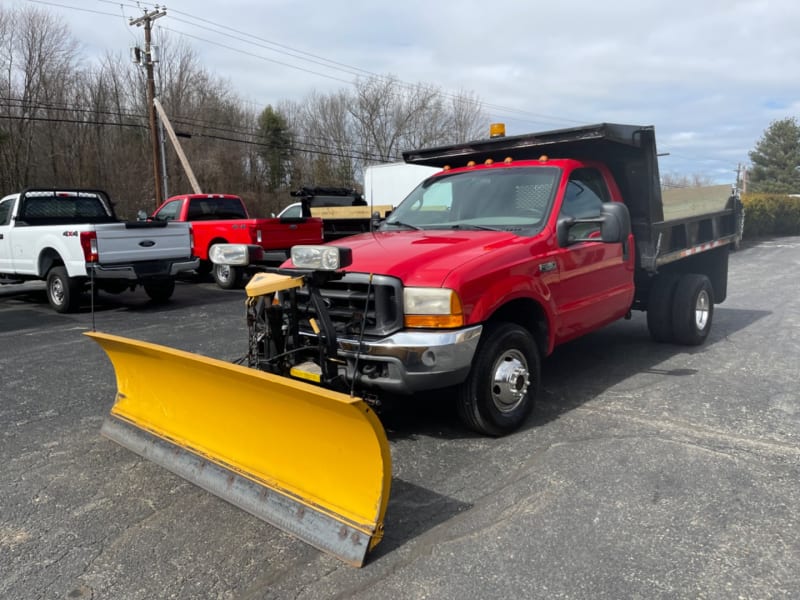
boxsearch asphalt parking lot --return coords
[1,238,799,600]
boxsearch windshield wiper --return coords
[384,220,423,230]
[449,223,502,231]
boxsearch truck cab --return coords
[379,157,635,345]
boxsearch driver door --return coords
[551,167,633,342]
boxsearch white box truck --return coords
[363,162,439,207]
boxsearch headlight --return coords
[403,287,464,328]
[291,245,352,270]
[209,244,262,266]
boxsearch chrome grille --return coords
[293,273,403,338]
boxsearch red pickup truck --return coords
[223,122,743,436]
[151,193,323,288]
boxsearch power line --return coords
[0,110,400,163]
[0,95,403,159]
[28,0,120,18]
[159,26,357,87]
[2,94,741,172]
[157,17,583,128]
[0,113,146,129]
[25,1,666,139]
[167,12,375,79]
[3,94,742,171]
[20,1,745,173]
[26,0,574,128]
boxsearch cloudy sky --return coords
[17,0,800,184]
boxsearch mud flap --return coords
[85,331,391,567]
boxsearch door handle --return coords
[539,261,556,272]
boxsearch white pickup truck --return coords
[0,188,198,312]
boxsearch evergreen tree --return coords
[748,117,800,193]
[257,105,293,191]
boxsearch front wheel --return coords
[456,322,540,436]
[143,279,175,303]
[212,263,243,289]
[46,266,82,313]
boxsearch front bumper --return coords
[89,258,200,280]
[334,325,483,395]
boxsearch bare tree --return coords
[349,75,444,162]
[0,6,79,190]
[286,76,488,190]
[86,54,153,215]
[445,89,486,143]
[661,172,716,189]
[0,5,489,217]
[291,90,359,186]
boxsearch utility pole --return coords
[154,98,202,194]
[737,163,748,194]
[130,6,167,210]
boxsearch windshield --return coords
[278,203,302,218]
[382,166,560,232]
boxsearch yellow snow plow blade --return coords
[85,331,391,567]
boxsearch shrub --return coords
[741,193,800,238]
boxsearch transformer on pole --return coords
[130,6,167,210]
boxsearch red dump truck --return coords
[88,123,743,566]
[227,122,742,436]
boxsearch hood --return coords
[329,230,520,287]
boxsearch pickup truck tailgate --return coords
[95,222,193,264]
[259,218,324,249]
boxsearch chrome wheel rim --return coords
[216,264,231,283]
[50,278,65,305]
[490,350,530,413]
[695,290,710,330]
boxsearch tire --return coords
[212,263,243,289]
[671,274,714,346]
[646,273,680,343]
[143,279,175,303]
[456,322,540,436]
[98,280,129,295]
[196,260,213,276]
[46,266,82,313]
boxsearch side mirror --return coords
[599,202,631,243]
[557,202,631,246]
[137,209,148,222]
[556,217,574,247]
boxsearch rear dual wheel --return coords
[457,322,540,436]
[672,274,714,345]
[647,273,714,346]
[646,273,679,343]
